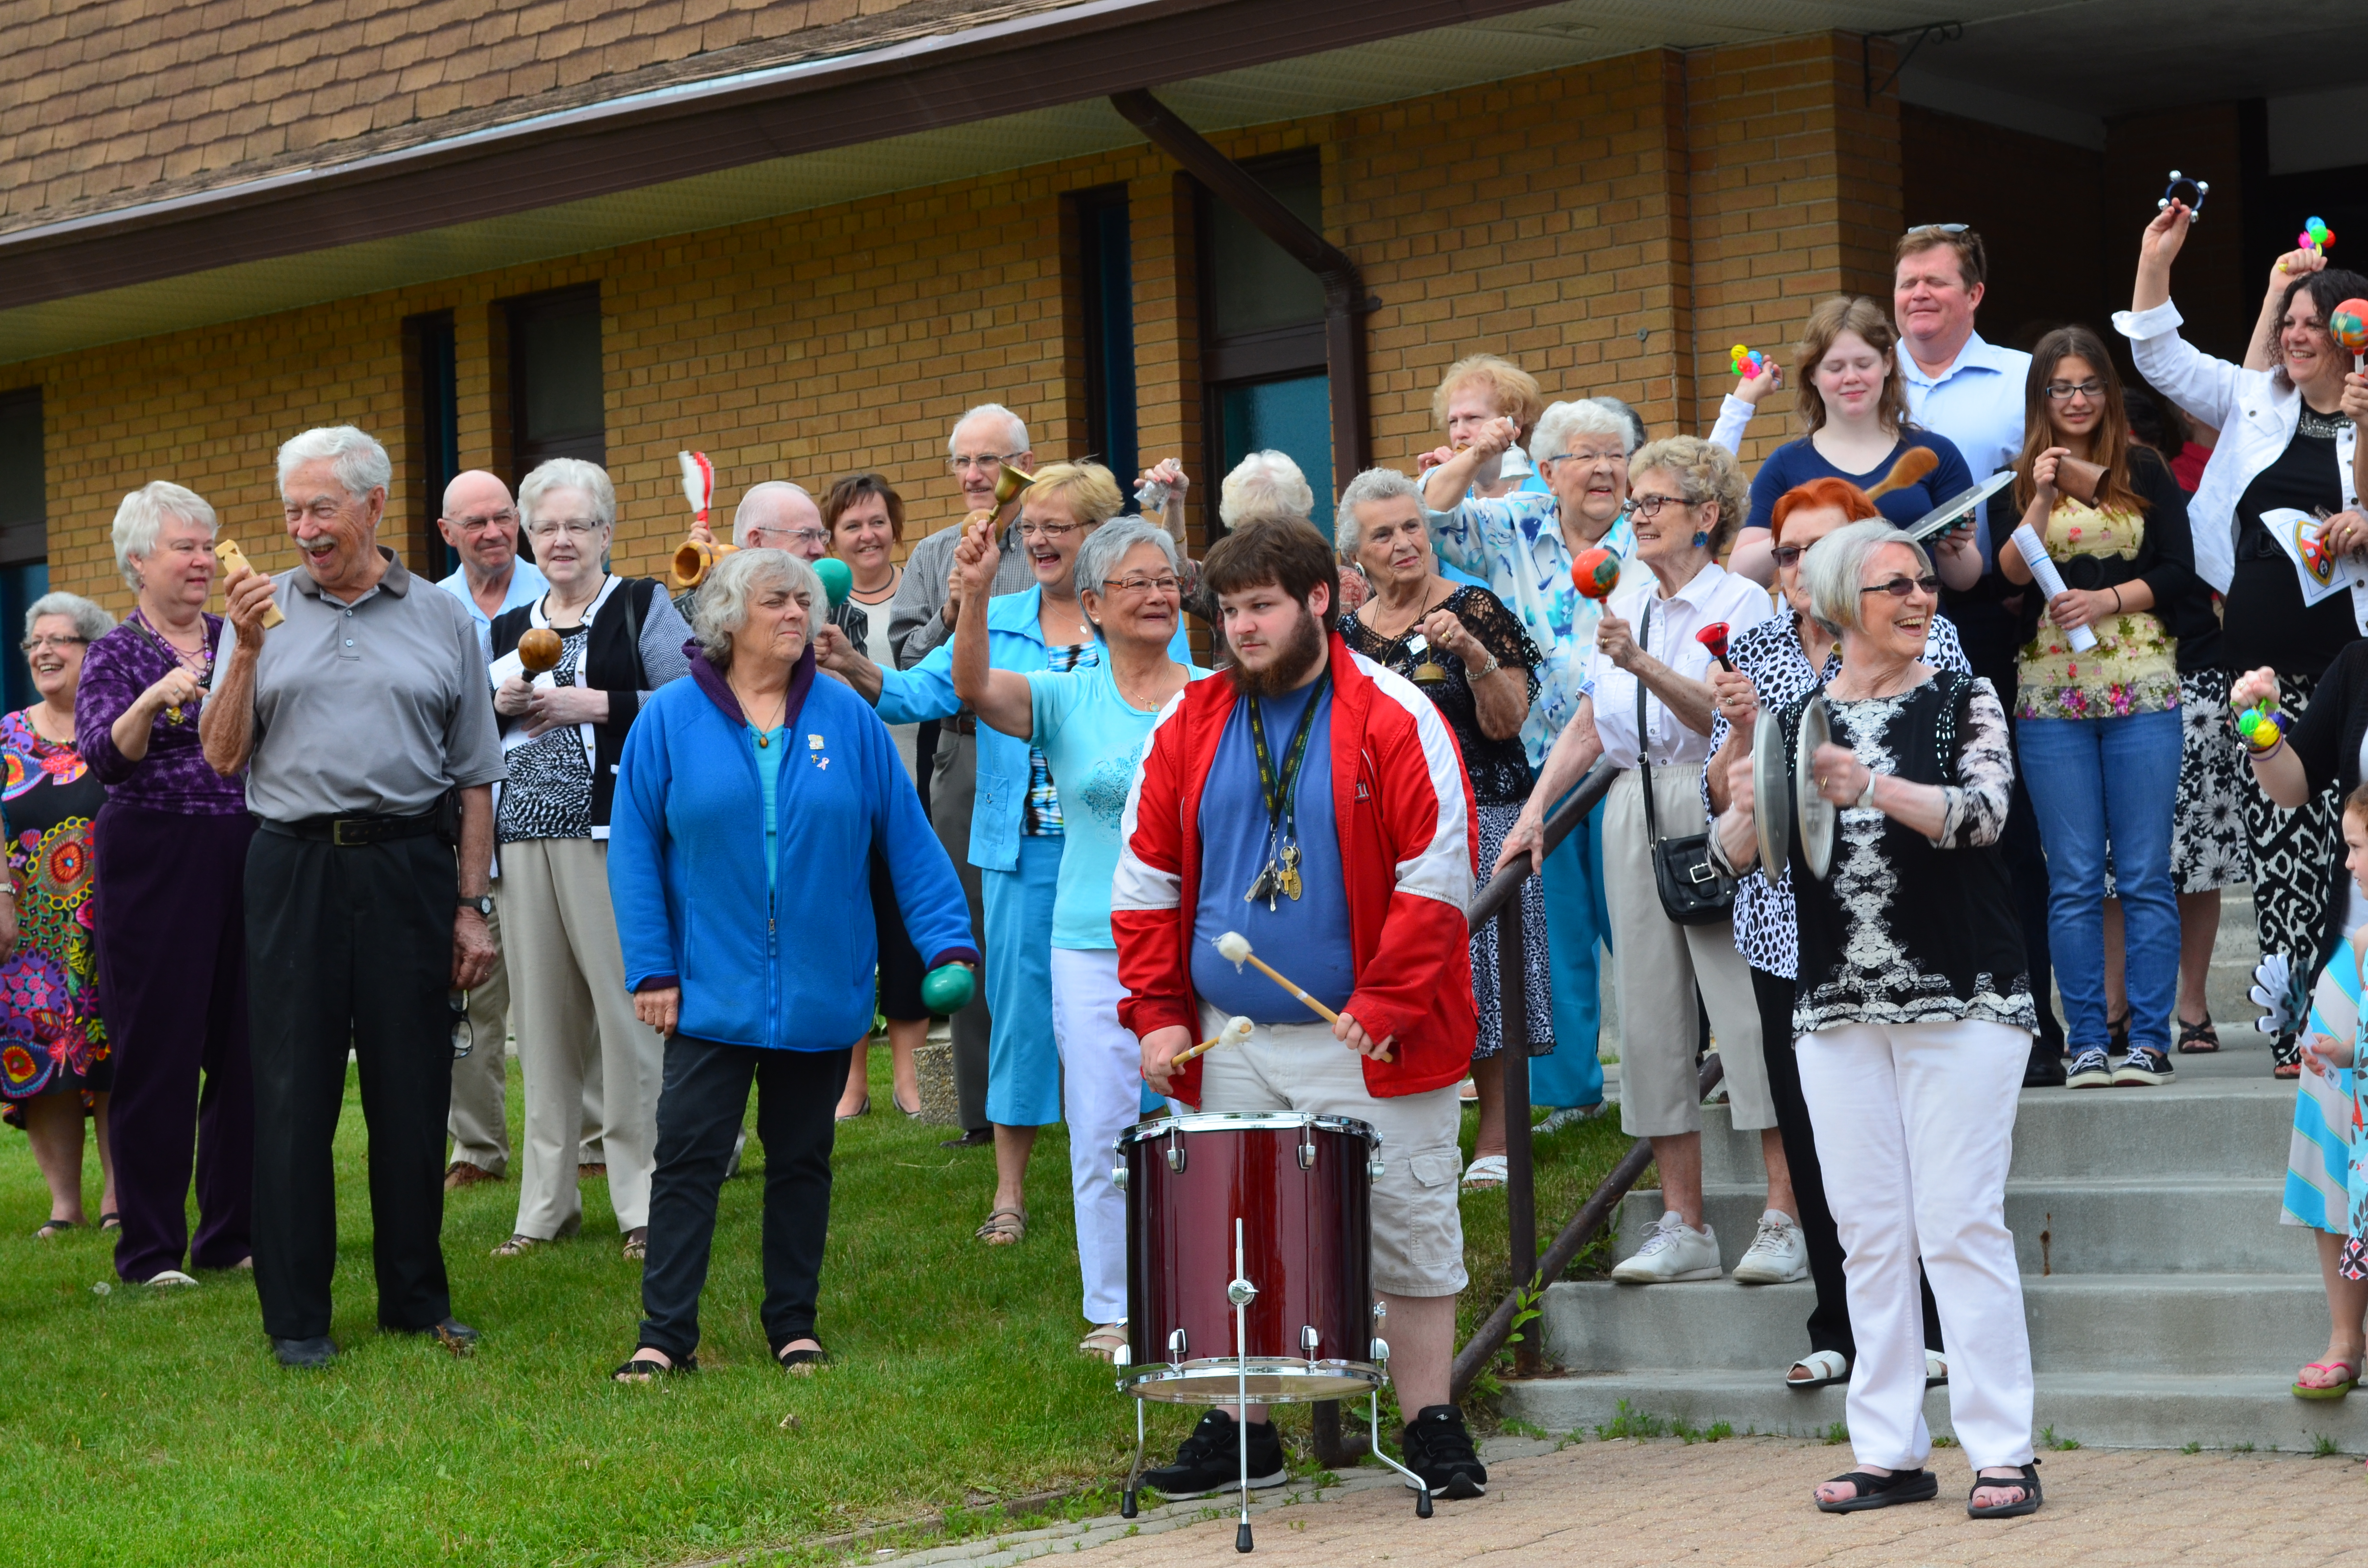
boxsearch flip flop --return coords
[1460,1154,1508,1191]
[2294,1359,2359,1399]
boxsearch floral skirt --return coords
[2104,667,2252,899]
[1470,803,1554,1060]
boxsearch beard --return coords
[1228,602,1328,698]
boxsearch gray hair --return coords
[1333,467,1423,556]
[1219,450,1315,527]
[691,548,821,666]
[732,480,819,543]
[25,591,112,646]
[111,480,219,591]
[1529,400,1633,465]
[276,425,391,501]
[518,458,616,533]
[1803,518,1931,637]
[948,403,1029,459]
[1074,520,1179,636]
[1588,395,1649,451]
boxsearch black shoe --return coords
[1400,1405,1487,1498]
[273,1335,339,1369]
[392,1317,481,1354]
[938,1128,993,1150]
[2022,1043,2065,1089]
[1139,1410,1285,1499]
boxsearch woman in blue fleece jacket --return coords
[605,550,976,1381]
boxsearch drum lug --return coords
[1168,1327,1187,1361]
[1298,1135,1315,1170]
[1368,1156,1385,1180]
[1165,1135,1186,1174]
[1300,1324,1320,1356]
[1371,1335,1391,1365]
[1110,1164,1128,1190]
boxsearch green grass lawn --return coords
[0,1053,1629,1568]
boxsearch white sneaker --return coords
[1610,1210,1723,1283]
[1731,1211,1810,1284]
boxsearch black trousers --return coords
[247,828,456,1340]
[1752,966,1943,1361]
[637,1035,850,1360]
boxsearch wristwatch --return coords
[458,894,493,918]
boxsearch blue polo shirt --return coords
[1899,331,2032,561]
[436,558,549,661]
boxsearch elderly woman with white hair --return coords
[485,457,691,1262]
[607,549,976,1380]
[0,590,113,1241]
[945,514,1208,1358]
[1334,466,1546,1187]
[77,483,256,1284]
[1423,397,1639,1116]
[1713,520,2040,1519]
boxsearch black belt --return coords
[261,811,441,847]
[944,712,979,736]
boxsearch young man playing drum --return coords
[1114,516,1488,1500]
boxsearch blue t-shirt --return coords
[752,726,787,893]
[1742,430,1974,537]
[1029,658,1212,950]
[1189,680,1356,1022]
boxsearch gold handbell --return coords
[1407,632,1448,686]
[670,538,739,590]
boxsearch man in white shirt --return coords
[1893,226,2064,1085]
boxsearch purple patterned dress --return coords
[0,710,107,1116]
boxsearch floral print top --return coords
[0,710,107,1104]
[2015,498,2180,721]
[1427,494,1637,768]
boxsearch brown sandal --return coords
[490,1233,547,1258]
[974,1206,1027,1245]
[621,1227,648,1262]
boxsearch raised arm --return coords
[1420,415,1517,512]
[947,518,1035,738]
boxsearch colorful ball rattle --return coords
[2331,297,2368,367]
[1571,547,1620,601]
[2301,216,2337,253]
[1729,343,1766,379]
[919,962,975,1016]
[2233,699,2288,755]
[811,555,853,608]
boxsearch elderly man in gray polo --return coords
[202,424,506,1370]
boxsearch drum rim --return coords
[1116,1111,1381,1148]
[1118,1358,1386,1401]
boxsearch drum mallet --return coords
[1212,931,1393,1064]
[1169,1014,1254,1067]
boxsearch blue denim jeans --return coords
[2016,706,2183,1054]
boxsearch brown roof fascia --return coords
[0,0,1545,314]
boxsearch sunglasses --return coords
[1860,574,1941,599]
[1772,544,1807,568]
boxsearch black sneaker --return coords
[1139,1411,1285,1498]
[1401,1405,1487,1498]
[2022,1042,2065,1088]
[2064,1047,2113,1089]
[2112,1046,2174,1086]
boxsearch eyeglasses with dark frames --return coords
[1860,574,1942,599]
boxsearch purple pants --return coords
[93,802,255,1279]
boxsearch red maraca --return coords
[1572,547,1620,600]
[1694,621,1736,672]
[2333,297,2368,369]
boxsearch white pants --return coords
[446,884,606,1173]
[1796,1018,2035,1472]
[503,839,662,1239]
[1048,947,1144,1325]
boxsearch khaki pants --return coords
[1602,765,1773,1138]
[446,886,605,1175]
[502,839,661,1238]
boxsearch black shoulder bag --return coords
[1635,600,1735,926]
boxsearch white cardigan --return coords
[2114,298,2363,629]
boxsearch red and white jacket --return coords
[1113,634,1478,1103]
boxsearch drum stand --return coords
[1119,1219,1433,1553]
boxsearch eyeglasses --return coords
[449,991,474,1060]
[20,635,86,653]
[1771,544,1807,568]
[1543,448,1626,468]
[748,526,830,550]
[525,518,604,539]
[1017,520,1085,541]
[1628,492,1696,519]
[2043,380,2106,402]
[446,509,518,533]
[949,452,1020,475]
[1103,574,1181,597]
[1860,574,1941,599]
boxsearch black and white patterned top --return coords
[1780,671,2036,1036]
[1702,611,1970,979]
[1339,586,1542,806]
[496,625,594,844]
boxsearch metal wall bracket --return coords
[1863,21,1962,105]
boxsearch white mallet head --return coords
[1221,1016,1254,1047]
[1216,931,1252,968]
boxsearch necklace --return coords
[1242,669,1330,909]
[542,576,607,631]
[23,705,73,745]
[851,564,900,604]
[1361,586,1445,642]
[132,607,211,724]
[2299,404,2347,440]
[734,681,788,742]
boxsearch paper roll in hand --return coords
[2009,524,2097,653]
[212,540,285,629]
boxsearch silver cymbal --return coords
[1796,695,1838,882]
[1751,703,1789,880]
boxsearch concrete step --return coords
[1495,1369,2368,1455]
[1610,1178,2308,1276]
[1537,1275,2332,1377]
[1693,1076,2297,1187]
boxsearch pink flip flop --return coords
[2293,1360,2359,1399]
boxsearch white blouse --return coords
[1584,561,1774,771]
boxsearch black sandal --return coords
[1814,1467,1937,1513]
[776,1343,829,1374]
[1966,1460,2041,1519]
[35,1219,76,1240]
[2176,1017,2219,1054]
[611,1350,696,1383]
[98,1212,120,1231]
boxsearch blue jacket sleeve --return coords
[874,639,961,724]
[866,709,981,968]
[607,691,681,992]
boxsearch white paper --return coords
[2259,507,2368,610]
[2009,525,2097,653]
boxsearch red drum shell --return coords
[1120,1113,1380,1403]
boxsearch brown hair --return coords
[821,473,905,542]
[2346,780,2368,830]
[1430,354,1545,436]
[2263,267,2368,385]
[1202,515,1335,608]
[1769,478,1880,544]
[1895,225,1988,292]
[2011,327,2150,518]
[1792,296,1913,437]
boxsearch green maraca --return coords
[812,555,853,608]
[920,962,974,1016]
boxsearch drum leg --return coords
[1367,1359,1432,1518]
[1121,1397,1144,1519]
[1231,1218,1255,1554]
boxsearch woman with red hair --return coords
[1700,477,1970,1391]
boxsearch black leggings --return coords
[1752,965,1943,1362]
